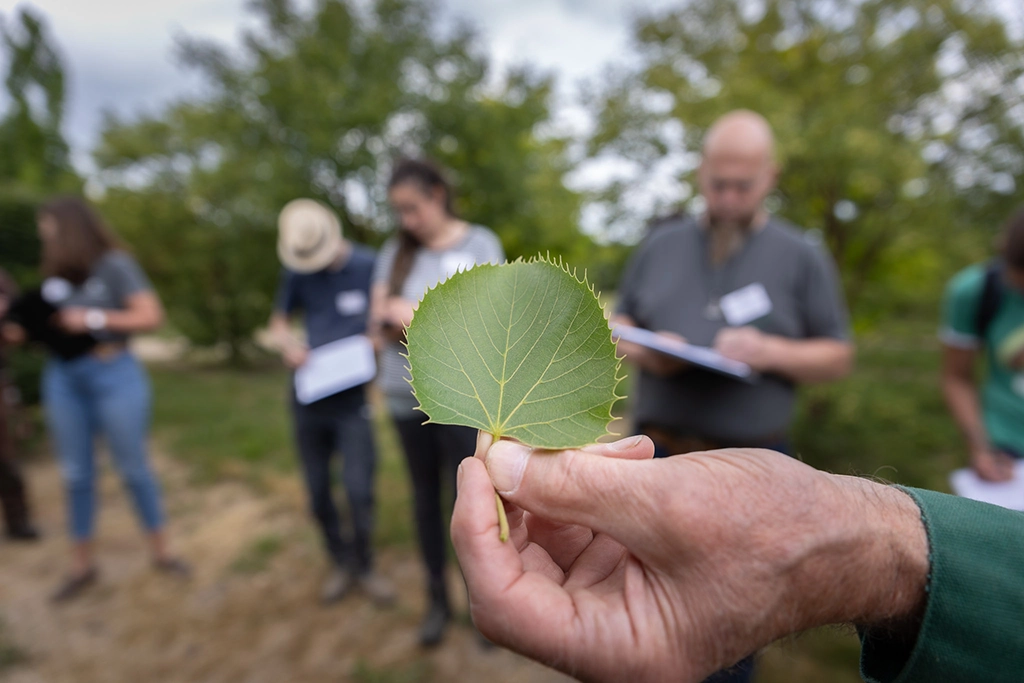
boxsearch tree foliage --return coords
[95,0,587,358]
[0,8,78,403]
[582,0,1023,318]
[0,7,77,191]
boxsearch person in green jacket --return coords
[452,434,1024,683]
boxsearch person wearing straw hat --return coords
[270,198,395,606]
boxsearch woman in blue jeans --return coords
[2,197,187,601]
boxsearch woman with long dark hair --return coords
[371,159,504,646]
[4,197,187,601]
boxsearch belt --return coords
[639,423,788,455]
[91,342,128,359]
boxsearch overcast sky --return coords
[0,0,683,174]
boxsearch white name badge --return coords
[719,283,773,327]
[336,289,368,316]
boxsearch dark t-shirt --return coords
[274,244,375,350]
[616,215,850,442]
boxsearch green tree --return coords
[0,7,76,191]
[583,0,1023,318]
[0,8,79,403]
[95,0,588,360]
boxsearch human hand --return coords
[452,438,928,682]
[713,326,776,371]
[971,448,1015,483]
[56,307,90,334]
[617,330,690,377]
[0,322,25,345]
[282,343,309,369]
[386,297,417,329]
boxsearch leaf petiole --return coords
[496,492,509,542]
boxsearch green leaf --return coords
[406,255,624,449]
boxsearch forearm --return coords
[268,314,299,349]
[765,337,853,383]
[100,308,163,335]
[780,475,928,638]
[942,376,988,451]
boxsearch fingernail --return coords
[609,435,644,451]
[485,440,531,495]
[456,461,465,491]
[584,435,644,454]
[475,430,494,459]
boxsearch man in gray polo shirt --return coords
[614,108,853,682]
[614,110,852,681]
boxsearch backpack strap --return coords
[975,260,1005,341]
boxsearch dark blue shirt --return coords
[274,244,375,349]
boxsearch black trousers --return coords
[0,384,31,534]
[393,418,477,583]
[292,387,377,573]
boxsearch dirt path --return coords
[0,451,572,683]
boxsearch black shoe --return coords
[51,567,98,603]
[419,601,450,647]
[6,524,40,541]
[419,578,451,647]
[154,557,192,580]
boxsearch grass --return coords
[351,660,433,683]
[145,318,965,682]
[792,326,963,491]
[148,360,414,549]
[230,534,285,575]
[0,616,30,672]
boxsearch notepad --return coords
[950,462,1024,511]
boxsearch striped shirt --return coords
[372,225,505,417]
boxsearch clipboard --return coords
[612,324,759,384]
[294,334,377,405]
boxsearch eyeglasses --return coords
[709,178,756,194]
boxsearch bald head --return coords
[698,110,779,228]
[703,110,775,165]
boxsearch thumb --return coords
[485,435,656,539]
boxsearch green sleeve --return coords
[939,265,985,349]
[860,487,1024,682]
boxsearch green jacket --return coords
[860,487,1024,682]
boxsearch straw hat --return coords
[277,199,344,273]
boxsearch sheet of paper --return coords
[294,334,377,405]
[612,324,757,383]
[949,461,1024,511]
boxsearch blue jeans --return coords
[43,352,164,540]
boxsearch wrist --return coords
[84,308,108,332]
[759,333,785,372]
[968,440,991,457]
[780,476,929,635]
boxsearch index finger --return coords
[451,457,576,656]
